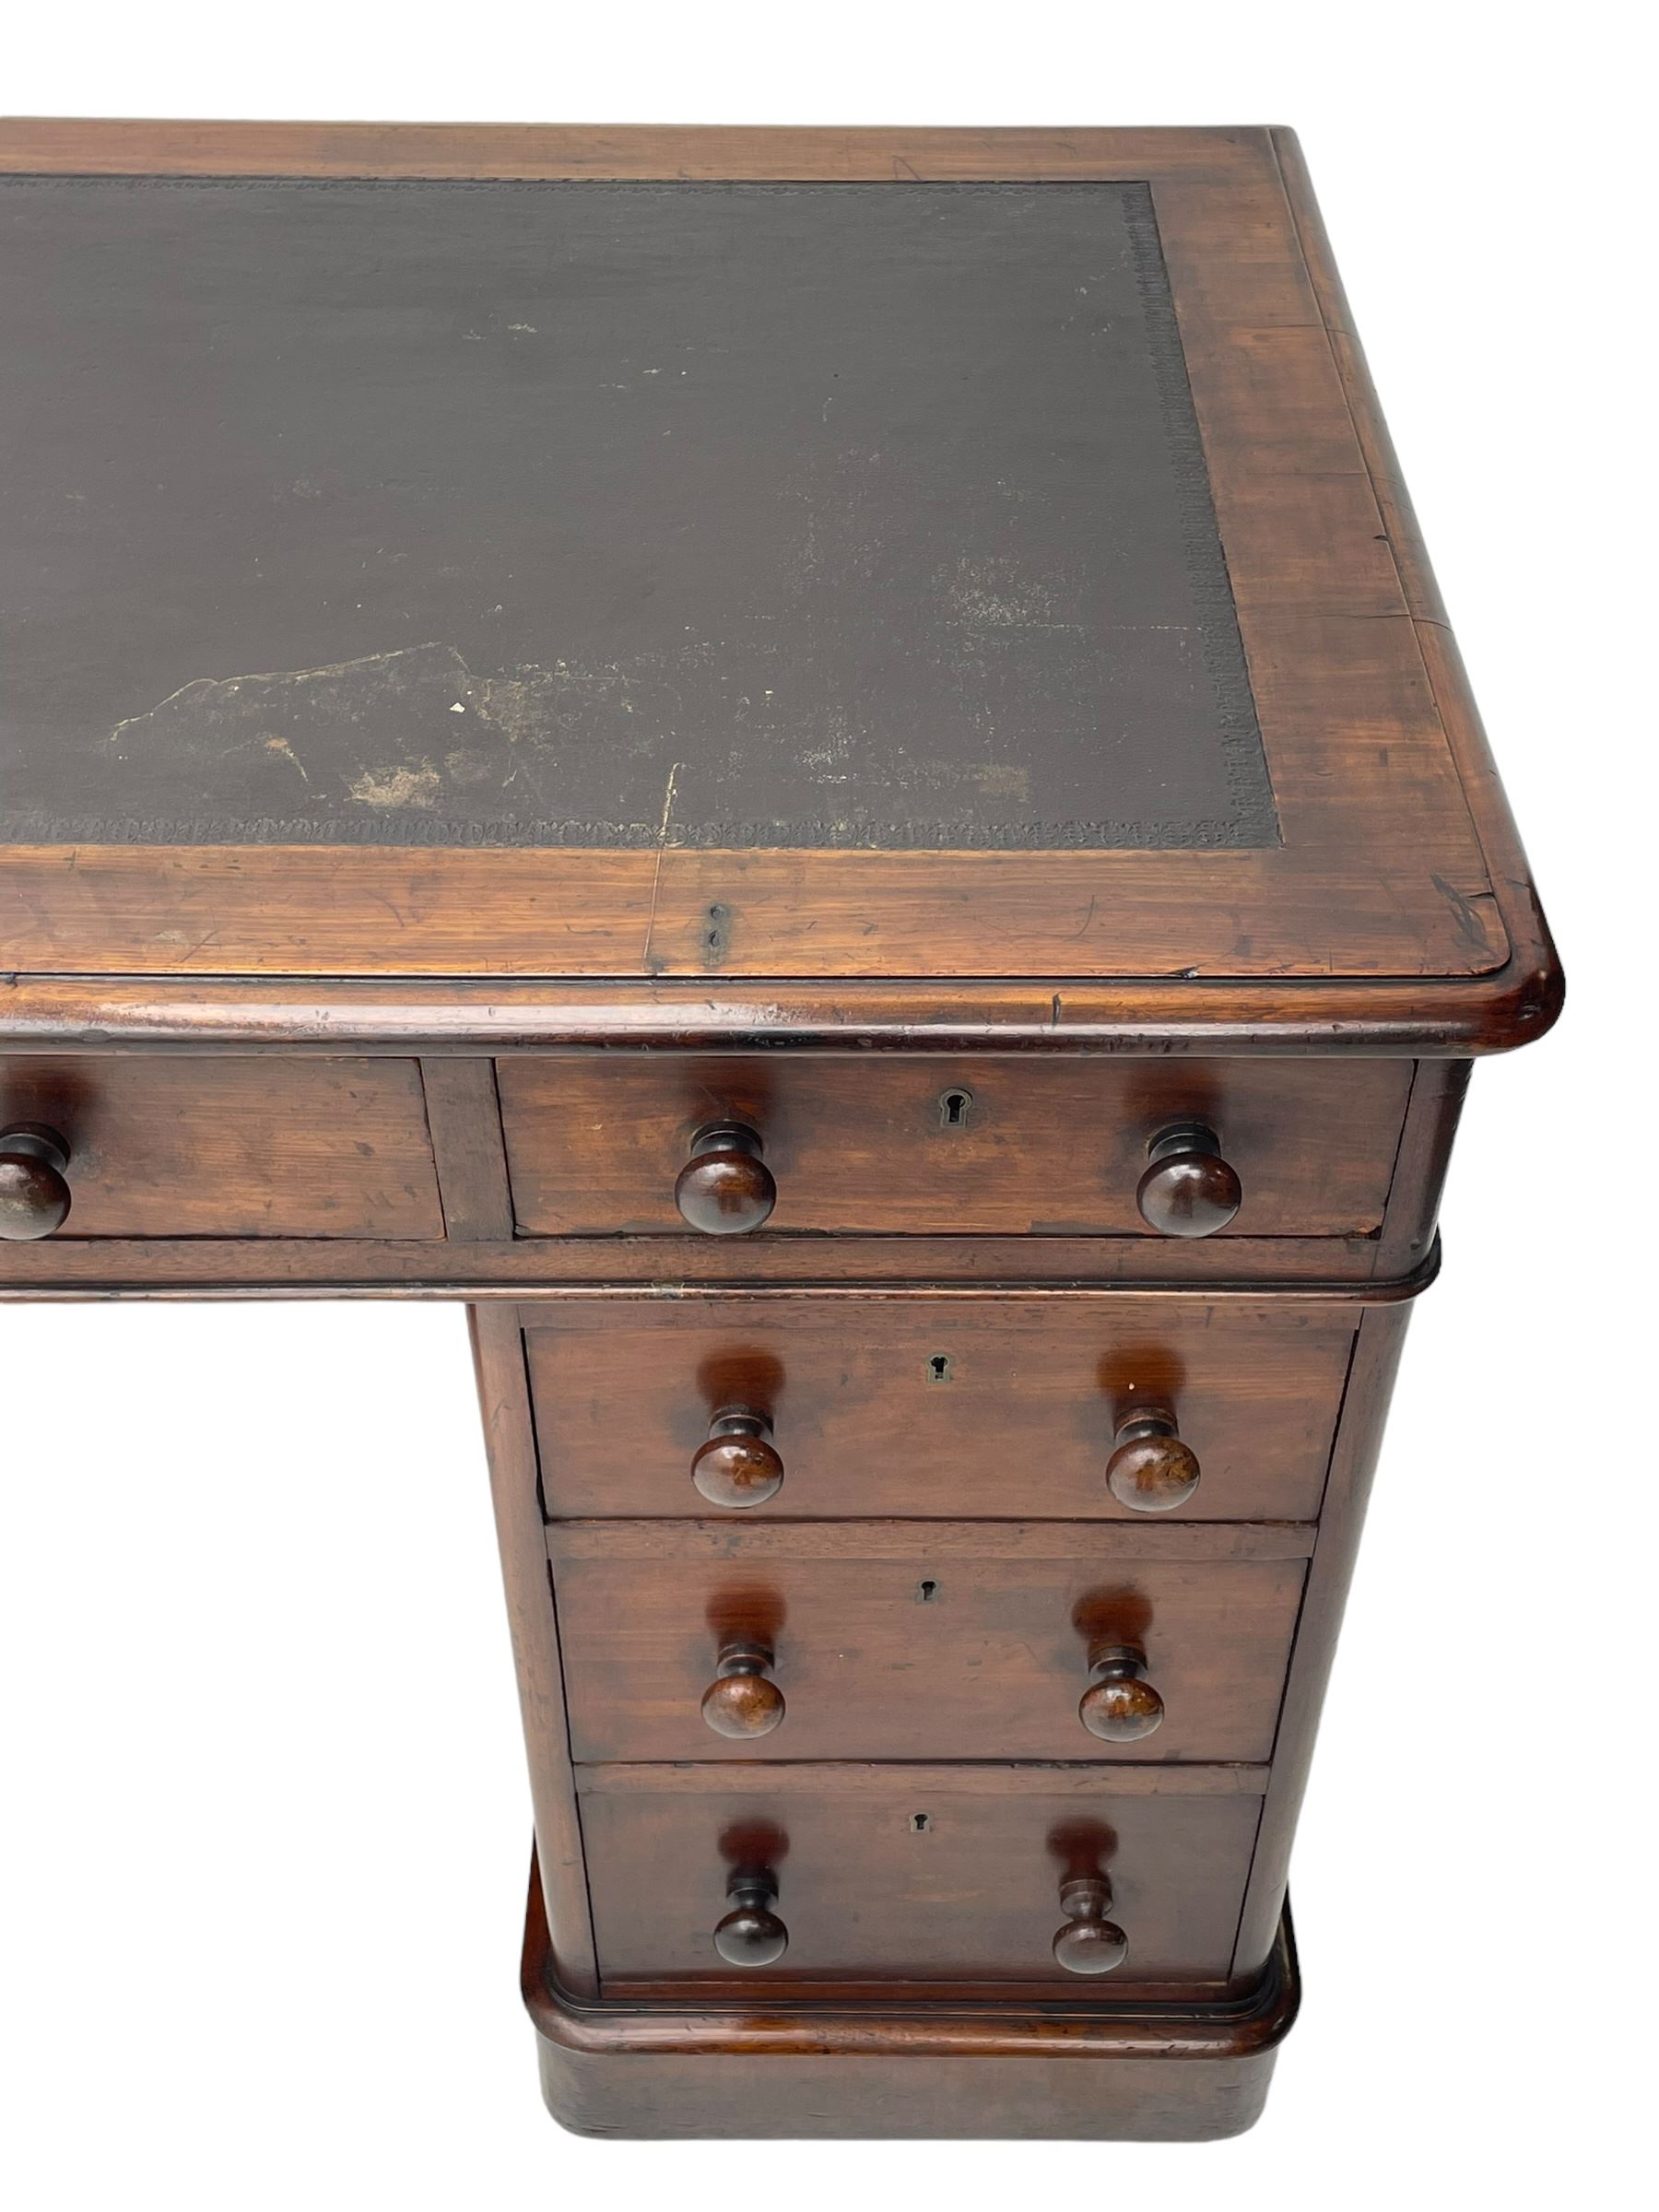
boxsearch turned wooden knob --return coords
[1079,1643,1165,1743]
[0,1124,72,1241]
[1135,1121,1241,1238]
[691,1408,784,1508]
[675,1122,776,1234]
[713,1869,788,1966]
[1106,1405,1201,1512]
[701,1641,785,1738]
[1053,1875,1128,1975]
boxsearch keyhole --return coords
[928,1354,952,1384]
[937,1087,974,1129]
[911,1812,932,1833]
[916,1579,939,1604]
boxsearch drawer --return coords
[550,1522,1307,1764]
[578,1763,1265,1995]
[0,1057,442,1239]
[525,1296,1354,1521]
[497,1054,1413,1239]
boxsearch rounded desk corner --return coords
[1461,937,1566,1056]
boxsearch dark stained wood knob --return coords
[1135,1121,1241,1238]
[675,1122,776,1234]
[713,1869,788,1966]
[1078,1643,1164,1742]
[0,1124,73,1241]
[1106,1405,1201,1512]
[700,1641,785,1738]
[1052,1875,1128,1975]
[691,1408,784,1508]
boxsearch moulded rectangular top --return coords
[0,122,1559,1052]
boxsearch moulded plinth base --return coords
[520,1868,1299,2142]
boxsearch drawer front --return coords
[578,1765,1265,1994]
[551,1524,1306,1763]
[526,1297,1354,1522]
[497,1054,1412,1239]
[0,1057,442,1238]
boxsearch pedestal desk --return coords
[0,121,1561,2141]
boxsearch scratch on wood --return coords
[1430,873,1493,953]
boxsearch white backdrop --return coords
[2,6,1648,2205]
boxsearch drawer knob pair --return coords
[710,1865,1127,1976]
[700,1640,1161,1745]
[0,1124,73,1241]
[691,1405,1198,1512]
[672,1115,1241,1239]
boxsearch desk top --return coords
[0,123,1558,1053]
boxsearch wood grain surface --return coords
[0,1054,441,1237]
[526,1294,1356,1522]
[549,1530,1306,1763]
[499,1053,1413,1238]
[577,1760,1265,1994]
[469,1304,598,1997]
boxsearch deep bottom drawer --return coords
[577,1762,1265,1998]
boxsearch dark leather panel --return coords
[0,179,1273,850]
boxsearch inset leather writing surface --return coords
[0,177,1271,853]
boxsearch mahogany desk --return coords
[0,121,1560,2141]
